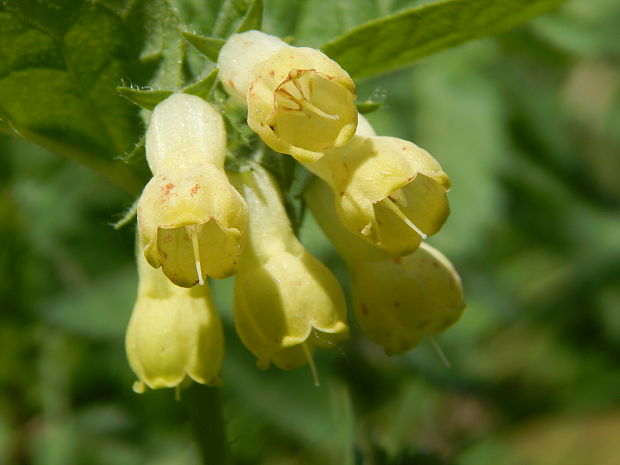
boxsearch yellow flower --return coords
[304,115,450,256]
[229,164,348,375]
[349,244,465,355]
[218,30,357,162]
[126,243,224,393]
[137,93,247,287]
[306,180,465,355]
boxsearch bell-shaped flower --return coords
[229,164,348,374]
[126,244,224,393]
[304,115,450,257]
[218,30,357,162]
[306,181,465,355]
[349,244,465,355]
[137,93,247,287]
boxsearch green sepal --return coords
[183,31,225,62]
[117,69,219,110]
[235,0,263,33]
[117,88,173,111]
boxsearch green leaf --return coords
[117,87,174,111]
[235,0,263,33]
[321,0,568,79]
[182,31,225,62]
[0,1,146,193]
[126,0,186,89]
[294,0,380,48]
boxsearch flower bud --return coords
[229,164,348,371]
[306,181,464,355]
[137,93,247,287]
[304,115,450,256]
[217,30,288,102]
[126,244,224,392]
[218,31,357,162]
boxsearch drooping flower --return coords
[306,180,465,355]
[228,163,348,375]
[126,242,224,393]
[218,30,357,162]
[303,115,450,257]
[137,93,247,287]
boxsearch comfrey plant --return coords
[1,0,575,461]
[125,29,465,392]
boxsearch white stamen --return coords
[381,198,427,239]
[298,99,339,120]
[278,87,339,120]
[302,342,320,387]
[186,225,204,285]
[428,335,451,368]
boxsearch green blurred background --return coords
[1,0,620,464]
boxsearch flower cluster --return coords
[126,30,465,392]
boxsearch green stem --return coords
[183,385,231,465]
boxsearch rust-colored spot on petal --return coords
[228,79,235,89]
[161,182,175,199]
[190,184,201,196]
[268,70,275,77]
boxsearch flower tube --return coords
[304,115,450,257]
[229,164,348,374]
[137,93,247,287]
[306,180,465,355]
[126,243,224,393]
[218,30,357,162]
